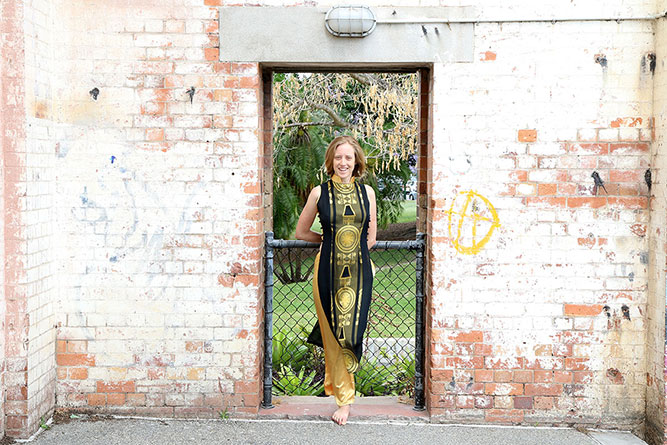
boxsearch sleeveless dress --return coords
[308,176,373,376]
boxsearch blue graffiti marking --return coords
[110,155,116,164]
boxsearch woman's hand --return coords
[295,186,323,243]
[366,185,377,250]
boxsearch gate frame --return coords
[262,232,427,410]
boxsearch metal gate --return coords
[262,232,425,410]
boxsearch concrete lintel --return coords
[219,7,474,64]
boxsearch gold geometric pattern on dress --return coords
[335,287,355,313]
[336,252,354,265]
[342,348,359,373]
[335,225,360,254]
[343,204,355,225]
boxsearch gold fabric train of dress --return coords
[313,252,355,407]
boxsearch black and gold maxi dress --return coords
[308,174,373,406]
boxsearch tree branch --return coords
[277,121,339,129]
[310,103,350,127]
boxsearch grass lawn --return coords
[273,249,416,339]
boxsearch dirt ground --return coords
[376,222,416,241]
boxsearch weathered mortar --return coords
[1,0,666,442]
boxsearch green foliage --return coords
[40,416,51,430]
[272,365,323,396]
[272,330,310,372]
[355,356,397,396]
[363,157,413,229]
[272,72,418,239]
[273,127,326,239]
[218,408,230,420]
[391,354,416,398]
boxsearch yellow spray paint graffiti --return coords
[446,190,500,255]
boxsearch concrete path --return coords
[24,416,647,445]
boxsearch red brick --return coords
[514,396,533,409]
[574,371,593,383]
[607,197,648,209]
[513,370,533,383]
[518,129,537,142]
[6,416,26,430]
[146,128,164,142]
[564,304,603,316]
[485,409,524,424]
[452,330,484,343]
[534,396,555,410]
[568,143,609,154]
[538,184,558,195]
[525,384,563,396]
[88,394,106,406]
[127,393,146,406]
[445,356,484,369]
[107,393,126,405]
[204,48,219,61]
[57,353,95,366]
[558,183,578,195]
[57,367,68,380]
[610,117,642,128]
[455,343,475,355]
[609,170,643,182]
[185,341,203,353]
[69,368,88,380]
[475,370,494,382]
[525,197,567,208]
[608,142,649,153]
[474,343,493,356]
[485,383,524,396]
[97,381,135,393]
[534,345,552,356]
[57,340,67,353]
[567,197,607,208]
[481,51,497,61]
[534,370,552,383]
[494,370,512,382]
[554,371,573,383]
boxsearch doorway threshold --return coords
[258,396,428,422]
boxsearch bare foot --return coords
[332,404,351,425]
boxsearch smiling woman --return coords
[294,135,377,425]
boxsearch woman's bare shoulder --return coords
[364,184,376,198]
[310,184,322,201]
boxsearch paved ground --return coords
[24,416,648,445]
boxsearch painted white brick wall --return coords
[1,0,663,441]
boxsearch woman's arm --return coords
[295,186,323,243]
[366,185,377,249]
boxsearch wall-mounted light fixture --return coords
[325,6,376,37]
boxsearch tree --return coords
[272,72,418,240]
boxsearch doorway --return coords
[259,65,432,413]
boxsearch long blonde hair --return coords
[324,136,366,178]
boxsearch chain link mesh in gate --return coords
[271,244,416,399]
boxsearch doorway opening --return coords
[260,65,432,415]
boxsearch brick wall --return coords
[646,4,667,445]
[51,1,262,418]
[427,19,652,429]
[0,0,24,437]
[1,0,60,437]
[1,0,666,441]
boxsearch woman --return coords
[295,135,377,425]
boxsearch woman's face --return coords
[333,143,356,182]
